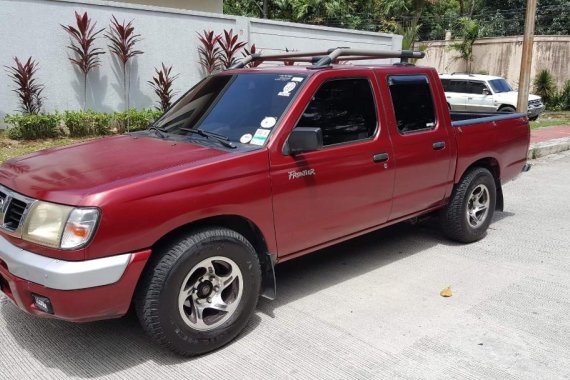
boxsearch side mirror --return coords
[483,88,491,96]
[283,127,323,155]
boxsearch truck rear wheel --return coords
[440,167,496,243]
[135,228,261,356]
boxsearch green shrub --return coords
[4,114,62,140]
[557,80,570,111]
[112,109,163,133]
[3,109,163,140]
[63,110,113,137]
[533,69,557,107]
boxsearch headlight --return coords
[22,201,100,249]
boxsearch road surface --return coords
[1,151,569,379]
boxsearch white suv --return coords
[440,74,545,120]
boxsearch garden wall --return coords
[0,0,401,123]
[419,35,570,89]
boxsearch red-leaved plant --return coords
[148,63,179,112]
[105,15,143,111]
[5,57,45,114]
[218,29,247,69]
[242,44,262,68]
[61,11,105,110]
[197,30,221,75]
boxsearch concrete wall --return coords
[419,35,570,89]
[102,0,223,13]
[0,0,401,122]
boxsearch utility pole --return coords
[517,0,538,113]
[263,0,268,19]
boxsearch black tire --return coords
[529,115,539,121]
[135,227,261,356]
[499,106,516,113]
[440,167,496,243]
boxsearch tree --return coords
[450,17,479,73]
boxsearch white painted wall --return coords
[0,0,401,122]
[419,35,570,89]
[102,0,223,13]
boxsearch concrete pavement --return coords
[1,152,569,379]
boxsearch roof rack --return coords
[229,47,426,70]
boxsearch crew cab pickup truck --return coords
[0,48,531,356]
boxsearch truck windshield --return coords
[488,79,513,93]
[153,73,305,145]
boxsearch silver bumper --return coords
[528,105,545,117]
[0,236,131,290]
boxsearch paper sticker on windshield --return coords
[278,82,297,97]
[240,133,253,144]
[261,117,277,129]
[250,129,270,146]
[292,77,304,82]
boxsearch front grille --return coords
[529,99,541,106]
[0,185,34,235]
[4,199,27,230]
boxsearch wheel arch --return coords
[498,104,516,112]
[152,214,277,300]
[457,158,504,211]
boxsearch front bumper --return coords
[528,104,545,117]
[0,235,150,322]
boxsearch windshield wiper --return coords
[181,128,236,149]
[147,125,168,139]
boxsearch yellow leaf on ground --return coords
[440,286,453,297]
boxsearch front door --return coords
[270,74,395,257]
[466,81,496,113]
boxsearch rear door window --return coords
[387,75,437,134]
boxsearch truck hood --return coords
[494,91,542,103]
[0,135,231,204]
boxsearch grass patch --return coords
[530,112,570,129]
[0,130,94,162]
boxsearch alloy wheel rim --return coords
[178,256,243,331]
[466,184,490,228]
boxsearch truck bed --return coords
[450,111,530,185]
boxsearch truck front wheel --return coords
[440,167,496,243]
[135,228,261,356]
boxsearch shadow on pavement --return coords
[1,211,513,375]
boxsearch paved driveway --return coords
[1,151,569,379]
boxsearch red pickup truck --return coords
[0,49,530,356]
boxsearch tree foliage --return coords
[450,17,479,73]
[224,0,570,40]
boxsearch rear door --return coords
[377,72,455,220]
[270,71,395,257]
[443,79,470,111]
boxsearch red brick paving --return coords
[530,125,570,144]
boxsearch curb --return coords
[528,137,570,159]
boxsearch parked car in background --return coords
[440,73,545,120]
